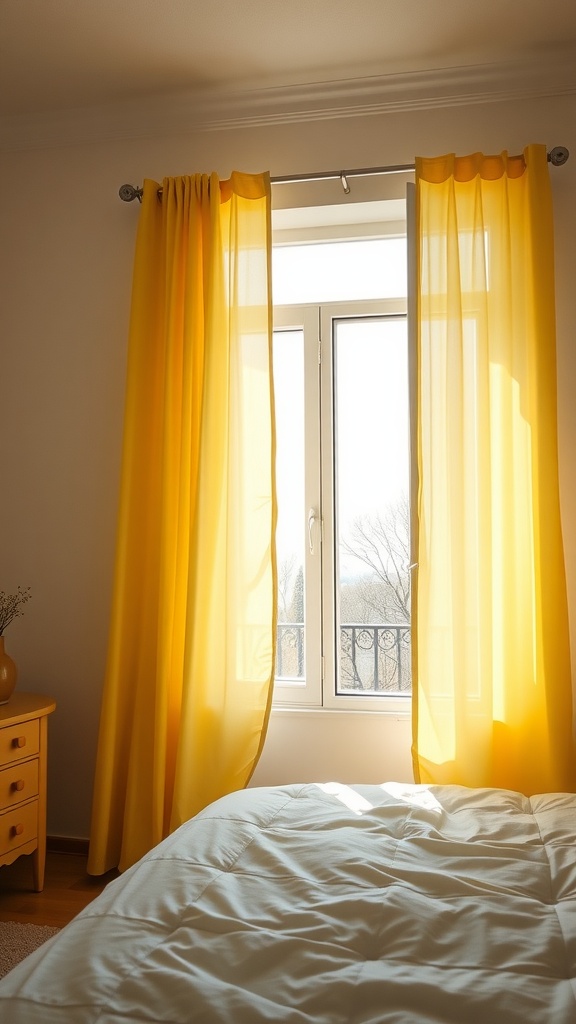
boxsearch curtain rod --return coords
[119,146,569,203]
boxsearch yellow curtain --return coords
[413,144,575,793]
[88,171,276,874]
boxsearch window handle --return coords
[308,508,321,554]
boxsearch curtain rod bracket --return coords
[340,172,351,195]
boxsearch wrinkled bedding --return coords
[0,782,575,1022]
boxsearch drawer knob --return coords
[11,823,24,837]
[12,779,25,792]
[13,736,26,749]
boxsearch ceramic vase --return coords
[0,636,17,704]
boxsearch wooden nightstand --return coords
[0,693,56,891]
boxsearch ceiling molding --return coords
[2,51,575,152]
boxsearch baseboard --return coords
[47,836,89,856]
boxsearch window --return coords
[272,200,411,710]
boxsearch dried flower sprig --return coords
[0,587,31,636]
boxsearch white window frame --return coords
[273,305,323,707]
[271,193,414,713]
[273,299,411,713]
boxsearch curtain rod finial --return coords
[548,146,569,166]
[119,184,143,203]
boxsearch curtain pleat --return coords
[88,171,276,874]
[413,145,575,793]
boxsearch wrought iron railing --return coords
[276,622,411,693]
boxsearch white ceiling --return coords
[2,0,576,117]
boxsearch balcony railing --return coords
[276,622,411,693]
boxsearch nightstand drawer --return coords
[0,800,38,856]
[0,758,39,811]
[0,720,39,766]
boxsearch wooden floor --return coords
[0,851,118,928]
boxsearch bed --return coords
[0,781,574,1022]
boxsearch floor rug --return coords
[0,922,60,979]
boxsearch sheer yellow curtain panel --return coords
[413,145,575,793]
[88,171,276,874]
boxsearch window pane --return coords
[273,329,305,682]
[333,317,411,695]
[272,238,407,305]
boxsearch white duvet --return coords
[0,782,575,1022]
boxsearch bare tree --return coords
[340,494,411,623]
[277,554,297,620]
[289,565,304,623]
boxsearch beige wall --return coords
[1,90,576,838]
